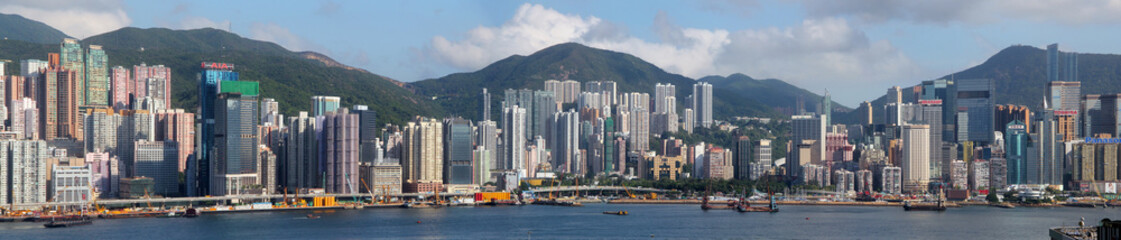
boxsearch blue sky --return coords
[5,0,1121,106]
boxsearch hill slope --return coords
[700,73,851,114]
[411,43,780,120]
[0,27,441,125]
[0,13,70,45]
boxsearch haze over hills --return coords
[410,43,783,121]
[0,24,441,125]
[0,13,70,45]
[836,45,1121,125]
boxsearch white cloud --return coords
[424,3,920,102]
[248,22,329,53]
[0,0,131,39]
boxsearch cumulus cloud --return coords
[424,3,919,103]
[0,0,131,39]
[249,22,329,53]
[801,0,1121,25]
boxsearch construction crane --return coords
[360,178,377,204]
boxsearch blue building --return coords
[444,118,474,185]
[1005,120,1028,185]
[955,78,995,144]
[192,62,238,196]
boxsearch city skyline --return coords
[6,1,1121,106]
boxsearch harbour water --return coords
[2,204,1117,239]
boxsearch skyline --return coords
[3,0,1121,106]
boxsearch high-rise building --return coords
[0,140,50,205]
[352,105,378,164]
[323,108,359,194]
[154,109,194,172]
[654,83,675,114]
[531,90,556,142]
[1082,94,1121,138]
[110,66,130,110]
[735,136,751,180]
[791,114,825,166]
[194,62,237,196]
[629,107,650,153]
[473,146,492,185]
[444,118,474,185]
[60,38,85,106]
[955,78,995,144]
[501,106,526,174]
[903,100,944,181]
[20,59,49,79]
[901,124,930,194]
[133,64,172,108]
[995,105,1031,135]
[12,98,36,140]
[481,88,490,121]
[553,110,579,173]
[1037,110,1065,185]
[1005,120,1029,185]
[40,68,80,140]
[821,90,831,126]
[211,82,259,196]
[311,96,341,117]
[133,140,178,196]
[692,82,713,128]
[403,117,443,192]
[285,112,318,189]
[682,108,694,133]
[85,45,109,107]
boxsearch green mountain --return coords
[699,73,851,114]
[837,45,1121,125]
[0,13,70,45]
[411,43,781,121]
[0,27,440,125]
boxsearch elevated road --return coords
[11,192,473,209]
[529,186,670,193]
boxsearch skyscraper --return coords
[110,66,130,110]
[791,114,825,166]
[211,81,259,196]
[553,110,579,173]
[735,136,752,180]
[85,45,109,107]
[444,118,474,185]
[501,106,526,175]
[532,90,556,142]
[655,83,676,114]
[60,38,85,106]
[481,88,490,121]
[194,62,237,196]
[285,112,319,189]
[133,64,172,107]
[821,90,831,126]
[323,108,359,194]
[955,78,995,144]
[1046,43,1059,80]
[155,109,195,172]
[1005,121,1028,185]
[352,105,378,164]
[1,140,50,205]
[901,124,930,194]
[402,117,443,192]
[692,82,713,128]
[311,96,341,117]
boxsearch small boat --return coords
[531,199,583,207]
[403,202,434,209]
[157,212,181,218]
[306,214,320,219]
[603,211,628,215]
[43,216,93,228]
[183,208,201,218]
[855,193,877,202]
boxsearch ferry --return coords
[43,216,93,228]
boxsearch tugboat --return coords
[43,216,93,228]
[903,186,947,211]
[183,208,201,218]
[735,193,780,213]
[602,211,628,215]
